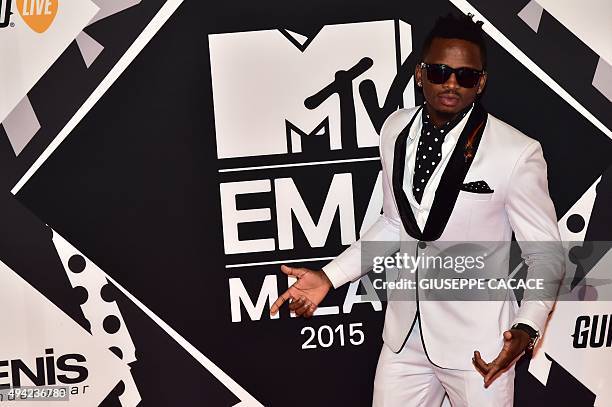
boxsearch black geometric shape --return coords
[514,352,595,406]
[0,192,89,332]
[100,282,117,303]
[99,380,126,406]
[109,282,242,405]
[68,254,86,273]
[103,315,121,334]
[73,285,89,305]
[567,214,585,233]
[585,164,612,241]
[109,346,123,359]
[115,380,125,396]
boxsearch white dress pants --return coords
[372,319,515,406]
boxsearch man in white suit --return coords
[270,13,563,406]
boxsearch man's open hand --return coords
[269,265,332,318]
[472,329,531,388]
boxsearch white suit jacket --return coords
[323,104,563,370]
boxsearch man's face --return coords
[415,38,487,116]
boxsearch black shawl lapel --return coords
[392,106,423,240]
[422,103,488,240]
[391,103,488,241]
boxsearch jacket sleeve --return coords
[505,140,565,334]
[322,112,404,288]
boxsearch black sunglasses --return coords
[420,63,484,88]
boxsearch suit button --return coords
[418,241,427,249]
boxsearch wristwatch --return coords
[511,323,540,351]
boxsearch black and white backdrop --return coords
[0,0,611,405]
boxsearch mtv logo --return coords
[0,0,11,27]
[209,20,414,159]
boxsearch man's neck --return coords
[424,104,460,128]
[425,103,474,129]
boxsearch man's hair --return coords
[421,13,487,69]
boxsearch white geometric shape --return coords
[535,0,612,66]
[558,177,600,242]
[518,0,544,33]
[527,351,552,387]
[11,0,185,195]
[512,173,606,404]
[0,260,130,406]
[233,402,264,407]
[283,30,308,47]
[398,19,415,109]
[48,227,264,406]
[52,232,143,403]
[51,231,138,365]
[75,31,105,68]
[0,0,99,123]
[447,0,611,141]
[100,262,265,406]
[118,374,142,407]
[529,250,612,407]
[398,19,412,68]
[592,57,612,102]
[403,75,415,110]
[1,95,41,155]
[289,127,303,153]
[89,0,141,26]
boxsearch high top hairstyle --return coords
[421,13,487,70]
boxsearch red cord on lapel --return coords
[464,120,484,162]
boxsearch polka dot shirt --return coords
[412,106,470,204]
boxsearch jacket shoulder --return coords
[486,113,539,151]
[380,106,421,146]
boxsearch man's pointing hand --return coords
[269,265,333,318]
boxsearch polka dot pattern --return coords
[109,346,124,359]
[115,381,125,396]
[412,107,469,203]
[461,180,494,193]
[68,255,86,273]
[100,282,117,303]
[567,214,585,233]
[103,315,121,334]
[74,286,89,305]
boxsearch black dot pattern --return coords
[567,214,585,233]
[73,286,89,305]
[412,106,469,203]
[103,315,121,334]
[109,346,123,359]
[100,282,117,303]
[68,255,86,273]
[115,381,125,396]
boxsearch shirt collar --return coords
[406,103,475,141]
[421,102,474,135]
